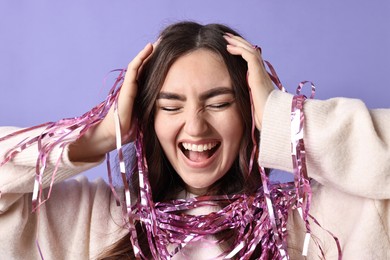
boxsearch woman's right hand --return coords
[69,43,155,162]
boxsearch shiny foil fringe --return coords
[0,65,342,259]
[0,69,127,259]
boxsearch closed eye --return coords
[160,106,181,112]
[207,102,233,110]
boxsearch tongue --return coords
[187,151,210,162]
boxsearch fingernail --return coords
[155,37,162,44]
[252,45,262,54]
[223,35,233,43]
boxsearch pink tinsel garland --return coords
[0,64,341,259]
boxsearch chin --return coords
[183,176,222,195]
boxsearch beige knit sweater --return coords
[1,90,389,259]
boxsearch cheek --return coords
[224,118,244,162]
[154,113,177,151]
[231,116,244,136]
[154,114,167,146]
[219,111,244,142]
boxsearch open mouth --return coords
[180,142,221,162]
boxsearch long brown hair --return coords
[98,21,262,259]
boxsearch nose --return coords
[183,110,209,137]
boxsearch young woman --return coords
[0,21,389,259]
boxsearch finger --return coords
[225,35,274,130]
[224,33,263,60]
[152,37,161,49]
[225,41,262,65]
[226,44,272,91]
[119,43,154,101]
[226,44,263,69]
[125,43,154,85]
[224,33,256,53]
[137,38,161,79]
[113,44,153,136]
[224,32,251,46]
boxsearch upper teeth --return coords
[182,142,218,152]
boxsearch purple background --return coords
[1,1,389,181]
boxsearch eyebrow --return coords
[157,92,186,101]
[199,87,234,101]
[157,87,234,102]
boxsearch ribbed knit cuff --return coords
[259,90,294,172]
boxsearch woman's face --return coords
[154,49,244,195]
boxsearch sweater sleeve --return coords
[259,90,390,199]
[0,126,102,197]
[0,126,126,259]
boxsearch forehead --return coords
[160,49,232,93]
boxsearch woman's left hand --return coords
[224,33,274,130]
